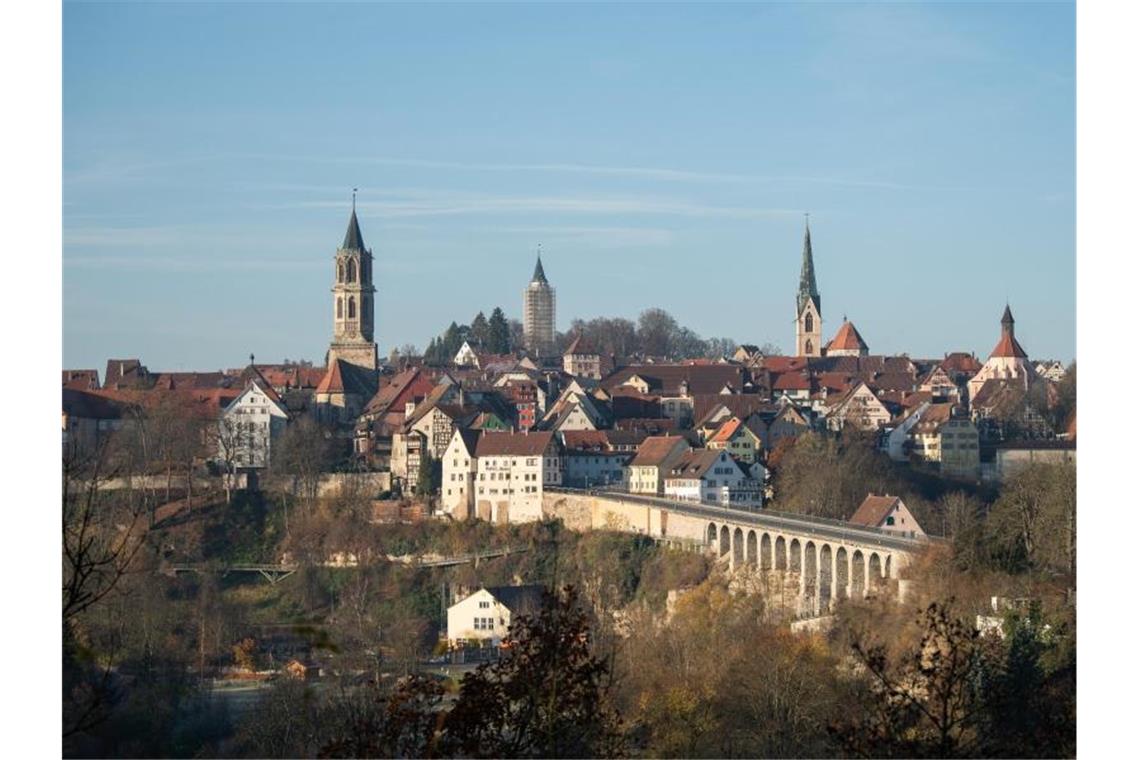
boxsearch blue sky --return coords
[63,1,1075,371]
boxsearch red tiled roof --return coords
[363,368,434,417]
[561,430,611,451]
[600,364,747,396]
[63,388,129,420]
[629,435,688,467]
[849,494,901,528]
[708,417,742,445]
[666,449,727,479]
[62,369,101,391]
[826,320,868,352]
[564,334,598,356]
[941,352,983,374]
[817,372,853,393]
[691,395,775,428]
[316,361,347,394]
[773,373,811,391]
[989,332,1029,359]
[865,372,917,393]
[239,365,284,404]
[914,403,954,432]
[761,356,808,374]
[474,430,555,457]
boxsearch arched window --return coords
[336,297,343,319]
[348,296,356,319]
[338,262,344,283]
[805,339,813,354]
[804,313,813,333]
[347,260,357,283]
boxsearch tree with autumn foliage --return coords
[444,585,625,758]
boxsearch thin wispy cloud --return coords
[487,224,676,248]
[237,154,994,193]
[286,192,801,220]
[65,255,323,273]
[65,151,999,196]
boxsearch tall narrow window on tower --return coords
[523,247,556,357]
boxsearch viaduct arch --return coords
[709,520,906,616]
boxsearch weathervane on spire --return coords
[352,187,358,212]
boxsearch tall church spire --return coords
[329,199,378,372]
[342,207,366,252]
[797,215,820,314]
[794,215,822,357]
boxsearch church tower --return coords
[523,249,556,356]
[327,201,378,371]
[795,217,822,357]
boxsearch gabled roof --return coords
[63,369,101,391]
[826,319,868,352]
[363,367,432,417]
[605,429,651,448]
[560,430,612,452]
[817,372,854,393]
[600,364,747,396]
[708,417,743,445]
[485,584,546,614]
[760,356,809,374]
[63,388,130,420]
[316,360,347,395]
[239,364,284,404]
[667,449,731,480]
[941,352,983,375]
[474,430,555,457]
[691,395,776,429]
[913,402,955,433]
[103,358,149,389]
[404,382,458,426]
[564,333,598,356]
[865,372,917,393]
[451,428,481,457]
[849,494,902,528]
[919,365,956,387]
[773,372,811,392]
[629,435,688,467]
[970,378,1027,413]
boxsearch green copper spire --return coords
[797,215,820,315]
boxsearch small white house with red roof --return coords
[849,494,925,538]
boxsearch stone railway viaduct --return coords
[543,487,931,616]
